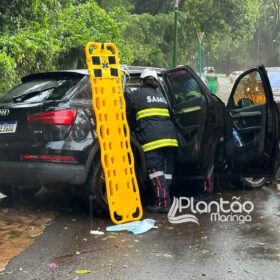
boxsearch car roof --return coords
[21,66,165,82]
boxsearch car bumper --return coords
[0,162,88,188]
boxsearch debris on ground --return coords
[75,269,92,274]
[90,230,104,235]
[48,262,59,270]
[0,208,54,272]
[106,219,156,234]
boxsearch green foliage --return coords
[123,13,173,67]
[0,53,17,93]
[53,1,132,68]
[0,0,132,92]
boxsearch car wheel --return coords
[86,161,109,216]
[86,160,146,216]
[231,176,266,190]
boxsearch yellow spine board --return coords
[85,42,143,224]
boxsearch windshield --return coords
[0,77,81,104]
[267,71,280,88]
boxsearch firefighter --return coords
[125,68,178,213]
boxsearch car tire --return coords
[86,161,109,216]
[86,160,146,217]
[231,176,266,190]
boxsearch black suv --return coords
[0,65,278,213]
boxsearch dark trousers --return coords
[145,148,174,208]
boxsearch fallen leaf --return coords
[102,235,116,240]
[75,269,92,274]
[162,254,173,258]
[121,239,130,243]
[48,262,59,270]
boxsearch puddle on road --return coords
[0,207,54,272]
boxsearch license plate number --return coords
[0,121,17,134]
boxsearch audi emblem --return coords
[0,109,10,116]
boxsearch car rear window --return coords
[0,77,81,104]
[267,71,280,87]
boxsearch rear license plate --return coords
[0,121,17,134]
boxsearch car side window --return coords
[233,71,266,108]
[75,84,92,100]
[165,70,202,104]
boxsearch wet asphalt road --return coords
[0,183,279,280]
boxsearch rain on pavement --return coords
[0,183,279,280]
[0,77,279,279]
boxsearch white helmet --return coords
[140,68,158,81]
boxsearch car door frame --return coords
[225,65,279,176]
[162,66,224,178]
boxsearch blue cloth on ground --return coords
[106,218,156,234]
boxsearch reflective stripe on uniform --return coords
[142,138,178,152]
[136,108,170,120]
[164,174,172,180]
[149,171,164,179]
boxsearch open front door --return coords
[225,65,279,176]
[163,66,224,177]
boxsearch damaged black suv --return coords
[0,65,278,213]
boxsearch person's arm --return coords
[125,91,137,130]
[203,75,208,84]
[216,76,219,91]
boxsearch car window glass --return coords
[0,77,81,104]
[267,70,280,87]
[165,70,202,104]
[124,76,166,99]
[233,70,266,108]
[75,83,92,100]
[124,77,140,94]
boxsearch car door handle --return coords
[237,126,261,133]
[230,111,261,119]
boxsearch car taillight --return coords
[28,109,77,125]
[21,154,78,163]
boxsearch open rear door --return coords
[225,65,279,176]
